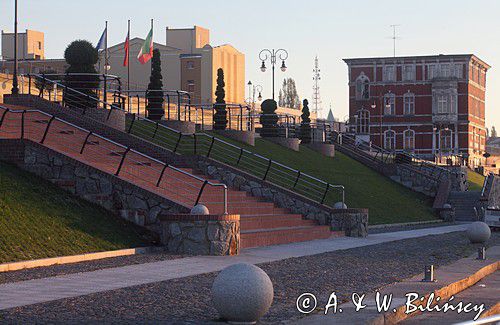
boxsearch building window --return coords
[440,64,451,78]
[384,92,395,115]
[428,64,437,79]
[439,129,453,152]
[403,92,415,115]
[383,66,395,82]
[187,80,195,94]
[356,109,370,134]
[355,73,370,100]
[38,41,42,50]
[384,130,396,151]
[437,94,448,114]
[186,61,195,69]
[403,65,414,81]
[454,64,463,78]
[403,129,415,151]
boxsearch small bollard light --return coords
[422,265,437,282]
[477,247,486,260]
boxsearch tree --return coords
[278,78,300,109]
[491,126,497,138]
[146,49,164,120]
[63,40,100,109]
[213,68,228,130]
[326,109,335,123]
[299,99,312,144]
[34,69,57,99]
[259,99,279,137]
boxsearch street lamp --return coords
[11,0,19,95]
[246,80,263,110]
[259,48,288,100]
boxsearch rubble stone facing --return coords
[159,214,240,255]
[17,140,188,231]
[197,159,368,237]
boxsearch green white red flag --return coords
[137,27,153,64]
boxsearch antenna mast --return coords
[389,24,400,57]
[312,56,322,117]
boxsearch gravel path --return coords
[0,250,184,284]
[1,231,498,324]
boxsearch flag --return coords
[123,30,130,66]
[96,27,107,51]
[137,27,153,64]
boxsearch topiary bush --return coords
[259,99,279,137]
[213,68,227,130]
[146,49,165,120]
[299,99,312,144]
[63,40,100,109]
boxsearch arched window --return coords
[403,129,415,152]
[356,109,370,134]
[439,129,453,152]
[355,73,370,100]
[384,92,395,115]
[384,130,396,150]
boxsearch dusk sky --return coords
[1,0,498,127]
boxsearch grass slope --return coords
[205,134,436,225]
[0,162,153,263]
[467,170,485,192]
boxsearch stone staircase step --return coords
[240,215,316,230]
[240,226,335,249]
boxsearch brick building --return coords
[343,54,490,168]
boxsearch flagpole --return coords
[150,18,154,76]
[103,20,108,107]
[127,19,131,112]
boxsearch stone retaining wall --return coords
[160,214,240,255]
[308,143,335,157]
[215,130,255,146]
[266,137,300,151]
[197,158,368,237]
[1,139,188,234]
[329,209,369,237]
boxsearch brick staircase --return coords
[447,191,482,222]
[0,105,335,249]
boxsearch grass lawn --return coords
[468,170,485,192]
[200,134,436,225]
[126,120,436,224]
[0,162,154,263]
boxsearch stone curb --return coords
[368,219,445,229]
[0,247,156,273]
[370,259,500,324]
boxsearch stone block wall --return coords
[3,140,188,234]
[196,158,368,237]
[329,209,369,237]
[160,214,240,255]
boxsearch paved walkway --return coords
[0,224,467,311]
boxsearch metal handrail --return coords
[0,104,228,214]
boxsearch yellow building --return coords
[1,29,45,60]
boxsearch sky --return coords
[1,0,499,128]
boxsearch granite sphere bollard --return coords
[333,202,348,209]
[443,203,452,209]
[466,221,491,244]
[191,204,210,215]
[212,263,274,324]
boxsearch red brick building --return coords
[343,54,490,168]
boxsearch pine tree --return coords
[259,99,279,137]
[300,99,312,144]
[146,49,164,120]
[213,68,228,130]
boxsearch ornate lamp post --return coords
[11,0,19,95]
[259,48,288,100]
[246,80,263,110]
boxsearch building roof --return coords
[343,54,491,69]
